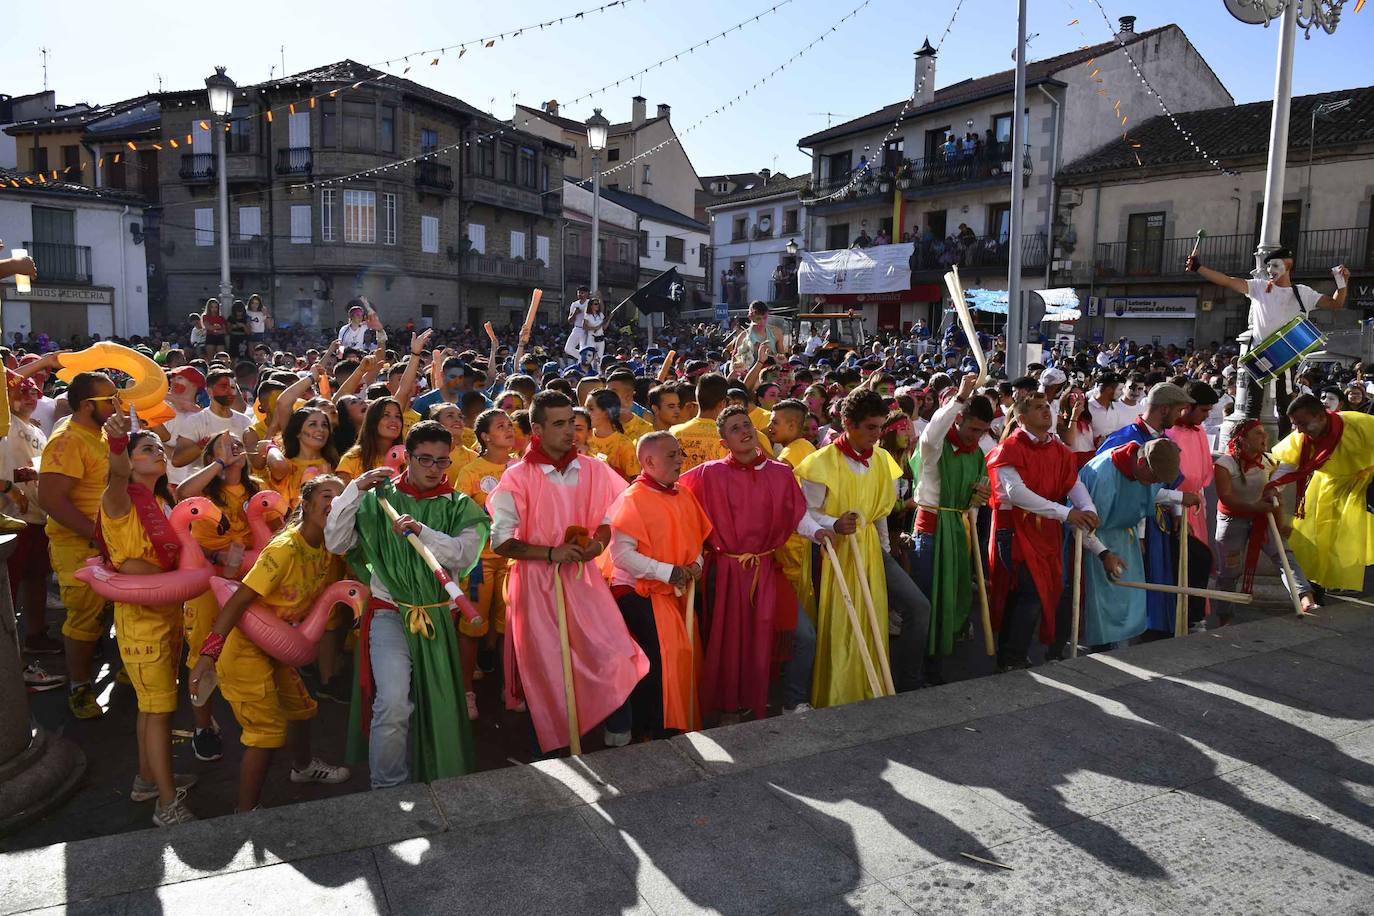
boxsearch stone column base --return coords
[0,726,86,837]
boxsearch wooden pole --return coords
[1266,512,1306,617]
[1114,579,1253,603]
[377,496,483,626]
[1069,527,1084,659]
[822,540,882,698]
[684,577,698,731]
[847,535,894,695]
[968,508,995,656]
[1174,517,1189,638]
[553,564,581,756]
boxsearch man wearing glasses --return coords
[37,372,119,719]
[326,420,490,788]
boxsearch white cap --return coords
[1040,367,1067,389]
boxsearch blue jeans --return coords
[367,610,413,789]
[782,603,816,708]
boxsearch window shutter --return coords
[421,215,440,254]
[467,223,485,254]
[238,206,261,240]
[536,234,550,265]
[510,230,526,258]
[194,208,214,246]
[290,205,312,244]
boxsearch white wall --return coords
[708,192,807,302]
[640,215,706,280]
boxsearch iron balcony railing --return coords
[909,233,1047,273]
[24,241,92,284]
[566,254,637,287]
[415,161,454,191]
[1095,227,1370,279]
[811,142,1030,202]
[275,147,313,175]
[463,252,545,283]
[178,153,215,180]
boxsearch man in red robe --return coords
[986,392,1112,666]
[680,406,833,722]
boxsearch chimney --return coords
[656,103,671,120]
[760,168,771,185]
[913,38,937,108]
[1117,15,1136,36]
[631,95,647,127]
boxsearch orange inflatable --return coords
[213,576,370,667]
[57,342,176,427]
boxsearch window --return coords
[474,139,495,177]
[29,147,48,173]
[290,205,311,244]
[783,208,799,234]
[699,244,709,268]
[714,180,730,194]
[569,231,581,255]
[1126,211,1166,275]
[420,128,438,152]
[322,100,337,147]
[421,304,436,328]
[194,208,215,246]
[518,147,537,188]
[825,222,849,250]
[499,144,516,183]
[421,215,440,254]
[732,216,747,241]
[881,137,904,171]
[823,150,851,182]
[104,155,125,189]
[32,206,74,248]
[639,229,649,253]
[993,113,1013,145]
[665,236,684,263]
[321,189,336,242]
[229,107,252,154]
[382,193,397,245]
[541,163,550,192]
[238,206,261,240]
[343,190,377,243]
[509,230,526,259]
[642,164,652,186]
[988,203,1012,242]
[607,148,620,162]
[61,145,82,183]
[536,234,550,265]
[618,241,630,263]
[379,106,396,153]
[924,127,951,159]
[342,100,374,150]
[467,223,486,254]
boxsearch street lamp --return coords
[205,66,236,306]
[785,239,799,257]
[586,108,610,300]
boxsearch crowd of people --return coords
[2,240,1369,830]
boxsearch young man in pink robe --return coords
[1165,381,1217,628]
[490,391,649,753]
[680,406,835,722]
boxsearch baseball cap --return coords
[1140,439,1181,483]
[1040,367,1067,388]
[169,366,206,389]
[1145,382,1193,408]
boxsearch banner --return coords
[1091,295,1197,319]
[799,243,913,296]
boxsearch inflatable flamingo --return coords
[210,576,370,667]
[76,497,222,603]
[243,489,287,567]
[384,444,407,475]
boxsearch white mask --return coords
[1322,393,1341,411]
[1263,259,1288,281]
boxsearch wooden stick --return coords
[1069,527,1084,659]
[1114,579,1253,603]
[1175,517,1189,639]
[1265,513,1305,617]
[519,289,544,344]
[823,539,883,698]
[377,496,483,625]
[968,509,995,656]
[847,534,894,695]
[553,563,581,756]
[684,577,697,731]
[657,350,677,381]
[944,265,987,387]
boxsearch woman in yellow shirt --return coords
[335,397,404,482]
[263,406,337,511]
[97,412,198,827]
[450,408,516,720]
[188,475,351,813]
[429,403,478,483]
[585,388,640,479]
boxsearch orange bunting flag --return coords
[113,153,121,163]
[431,58,439,66]
[1122,116,1128,126]
[97,157,104,168]
[199,120,210,130]
[459,48,467,58]
[1096,88,1108,95]
[289,103,296,115]
[1068,18,1079,25]
[152,143,163,151]
[23,176,33,185]
[484,40,495,48]
[126,141,137,151]
[169,138,178,149]
[329,90,338,97]
[185,133,192,144]
[1134,153,1143,167]
[266,110,274,122]
[1090,68,1100,77]
[37,174,46,184]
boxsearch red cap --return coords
[169,366,206,390]
[17,353,42,366]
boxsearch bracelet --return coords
[199,631,227,661]
[108,435,129,455]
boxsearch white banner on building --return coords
[1091,295,1197,319]
[798,243,913,296]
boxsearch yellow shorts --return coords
[458,554,509,638]
[114,602,182,714]
[217,629,317,749]
[183,591,218,670]
[51,536,107,642]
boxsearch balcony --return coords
[810,143,1032,213]
[462,252,545,286]
[179,153,215,181]
[415,161,454,194]
[180,152,268,184]
[566,254,638,288]
[229,237,268,270]
[463,174,544,217]
[769,277,799,305]
[1094,227,1370,281]
[276,147,313,176]
[909,234,1047,276]
[24,241,92,285]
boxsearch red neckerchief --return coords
[523,435,577,474]
[833,433,872,467]
[944,424,980,455]
[95,484,180,572]
[393,474,455,500]
[634,474,678,494]
[725,449,764,471]
[1226,419,1265,474]
[1266,411,1344,517]
[1110,441,1142,481]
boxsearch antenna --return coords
[808,111,845,126]
[281,46,286,78]
[156,73,163,93]
[40,47,50,92]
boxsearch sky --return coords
[2,0,1370,180]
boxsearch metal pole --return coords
[1005,0,1029,377]
[215,116,232,304]
[591,153,602,298]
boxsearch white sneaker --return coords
[23,662,66,692]
[466,690,479,721]
[290,758,352,785]
[152,791,197,827]
[604,728,631,748]
[785,702,814,714]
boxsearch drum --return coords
[1240,315,1324,383]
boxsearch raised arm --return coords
[1186,255,1248,296]
[100,412,135,519]
[394,329,432,412]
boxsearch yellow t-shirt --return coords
[100,497,171,569]
[335,447,366,483]
[241,527,341,623]
[588,431,640,479]
[622,412,653,443]
[191,483,252,552]
[777,437,816,471]
[41,419,108,544]
[461,428,477,450]
[452,456,509,558]
[268,455,334,511]
[403,408,423,433]
[670,416,775,473]
[749,406,772,432]
[445,442,479,486]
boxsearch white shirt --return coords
[1087,397,1129,443]
[325,480,483,606]
[247,309,267,334]
[487,460,613,550]
[31,396,57,437]
[610,531,705,589]
[0,416,46,523]
[338,322,370,351]
[914,398,971,511]
[805,335,823,356]
[1245,278,1321,343]
[800,451,901,553]
[172,407,253,481]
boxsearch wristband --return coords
[109,435,129,455]
[214,458,228,470]
[200,631,227,661]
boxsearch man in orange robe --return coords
[607,432,712,736]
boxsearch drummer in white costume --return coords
[1186,246,1350,422]
[563,295,606,363]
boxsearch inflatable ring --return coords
[75,498,222,603]
[242,489,287,569]
[211,576,370,667]
[57,341,176,427]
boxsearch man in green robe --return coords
[907,374,992,681]
[325,420,490,787]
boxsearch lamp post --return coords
[205,66,236,306]
[586,108,609,300]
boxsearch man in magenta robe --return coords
[680,406,831,721]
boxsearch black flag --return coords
[622,267,685,316]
